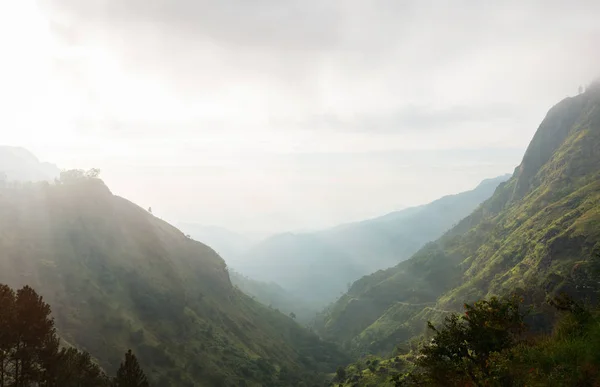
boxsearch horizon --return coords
[1,0,599,235]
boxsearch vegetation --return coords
[0,283,148,386]
[317,84,600,355]
[114,350,150,387]
[331,292,600,386]
[0,174,347,386]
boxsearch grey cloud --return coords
[39,0,600,136]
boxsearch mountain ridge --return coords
[317,83,600,355]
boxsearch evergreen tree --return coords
[0,283,143,387]
[113,350,149,387]
[12,285,56,386]
[0,284,16,387]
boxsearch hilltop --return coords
[0,172,347,386]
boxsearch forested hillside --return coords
[0,173,347,386]
[236,175,509,308]
[317,81,600,355]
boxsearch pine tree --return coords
[0,283,117,387]
[13,285,57,386]
[113,350,149,387]
[0,284,16,387]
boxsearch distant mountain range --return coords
[234,174,510,308]
[0,146,60,181]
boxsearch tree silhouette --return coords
[0,284,16,386]
[0,283,148,387]
[113,350,149,387]
[12,285,57,386]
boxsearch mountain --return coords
[316,81,600,355]
[236,175,510,307]
[0,175,347,386]
[0,146,60,182]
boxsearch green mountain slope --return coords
[317,82,600,354]
[0,176,347,386]
[236,175,509,307]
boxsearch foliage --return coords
[396,296,527,386]
[391,294,600,386]
[57,168,101,184]
[0,283,147,387]
[114,350,149,387]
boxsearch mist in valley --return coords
[1,1,600,386]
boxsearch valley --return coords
[2,83,600,385]
[1,2,599,385]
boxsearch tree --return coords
[148,207,152,214]
[85,168,101,179]
[335,366,346,382]
[413,296,526,386]
[113,350,149,387]
[289,312,296,320]
[0,283,146,387]
[12,285,57,386]
[579,85,584,94]
[45,347,109,387]
[0,284,16,387]
[58,169,86,184]
[58,168,100,184]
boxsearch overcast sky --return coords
[1,1,599,236]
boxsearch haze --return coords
[1,0,599,235]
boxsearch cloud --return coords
[38,0,600,132]
[2,0,599,233]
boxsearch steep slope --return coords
[237,175,509,307]
[318,82,600,354]
[0,177,347,386]
[0,146,60,182]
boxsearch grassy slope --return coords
[317,84,600,354]
[0,179,347,386]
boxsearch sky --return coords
[1,0,599,236]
